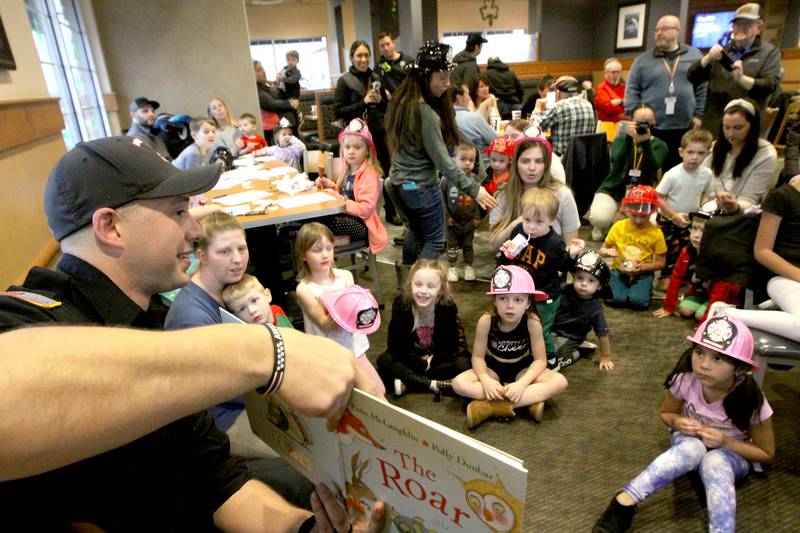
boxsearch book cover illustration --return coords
[244,388,528,533]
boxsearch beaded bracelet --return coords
[257,323,285,395]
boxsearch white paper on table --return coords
[275,192,338,210]
[256,166,299,179]
[223,205,251,217]
[214,190,270,205]
[233,155,278,167]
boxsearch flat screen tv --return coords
[691,11,736,49]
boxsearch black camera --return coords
[635,121,651,135]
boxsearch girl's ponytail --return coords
[724,372,765,432]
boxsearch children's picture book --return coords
[223,308,528,531]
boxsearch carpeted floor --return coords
[289,221,800,532]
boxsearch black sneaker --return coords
[593,496,635,533]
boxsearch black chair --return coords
[562,133,610,218]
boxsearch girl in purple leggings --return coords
[594,316,775,533]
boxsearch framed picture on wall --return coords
[0,16,16,70]
[615,1,648,52]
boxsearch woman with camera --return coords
[334,40,397,223]
[588,103,669,241]
[704,98,777,215]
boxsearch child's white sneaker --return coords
[579,340,597,350]
[447,267,459,282]
[393,379,407,397]
[464,265,476,281]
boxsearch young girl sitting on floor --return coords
[253,117,306,170]
[316,118,388,253]
[593,316,774,533]
[376,259,471,401]
[452,265,568,429]
[172,118,216,170]
[294,222,385,396]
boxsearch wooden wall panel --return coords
[0,98,64,152]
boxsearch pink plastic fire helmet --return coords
[320,284,381,335]
[686,316,759,370]
[486,265,548,302]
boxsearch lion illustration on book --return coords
[462,476,522,533]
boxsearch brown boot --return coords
[467,400,494,429]
[491,399,516,419]
[528,401,545,422]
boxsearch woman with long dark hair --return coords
[386,41,496,266]
[706,98,777,215]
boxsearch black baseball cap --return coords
[466,32,488,46]
[129,97,160,113]
[45,136,222,240]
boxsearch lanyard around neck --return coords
[662,56,680,95]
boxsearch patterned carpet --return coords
[339,221,800,532]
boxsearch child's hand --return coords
[235,138,245,149]
[567,238,585,257]
[447,217,455,226]
[599,247,617,258]
[621,259,640,273]
[697,426,730,449]
[674,416,701,436]
[652,308,671,318]
[504,381,526,403]
[598,355,614,371]
[480,376,506,401]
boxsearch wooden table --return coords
[205,158,345,228]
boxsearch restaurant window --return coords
[441,29,538,64]
[251,37,332,91]
[26,0,110,149]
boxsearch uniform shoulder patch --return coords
[0,291,62,309]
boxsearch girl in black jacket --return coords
[376,260,470,400]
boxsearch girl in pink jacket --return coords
[316,118,388,253]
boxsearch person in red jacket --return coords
[595,58,626,123]
[654,209,740,322]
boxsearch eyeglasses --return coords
[655,25,678,33]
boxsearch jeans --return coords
[608,270,654,310]
[398,183,446,264]
[623,432,749,533]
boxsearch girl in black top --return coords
[452,265,568,428]
[376,260,470,401]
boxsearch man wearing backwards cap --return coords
[127,96,172,160]
[532,75,595,156]
[452,32,488,86]
[688,2,781,134]
[0,137,383,532]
